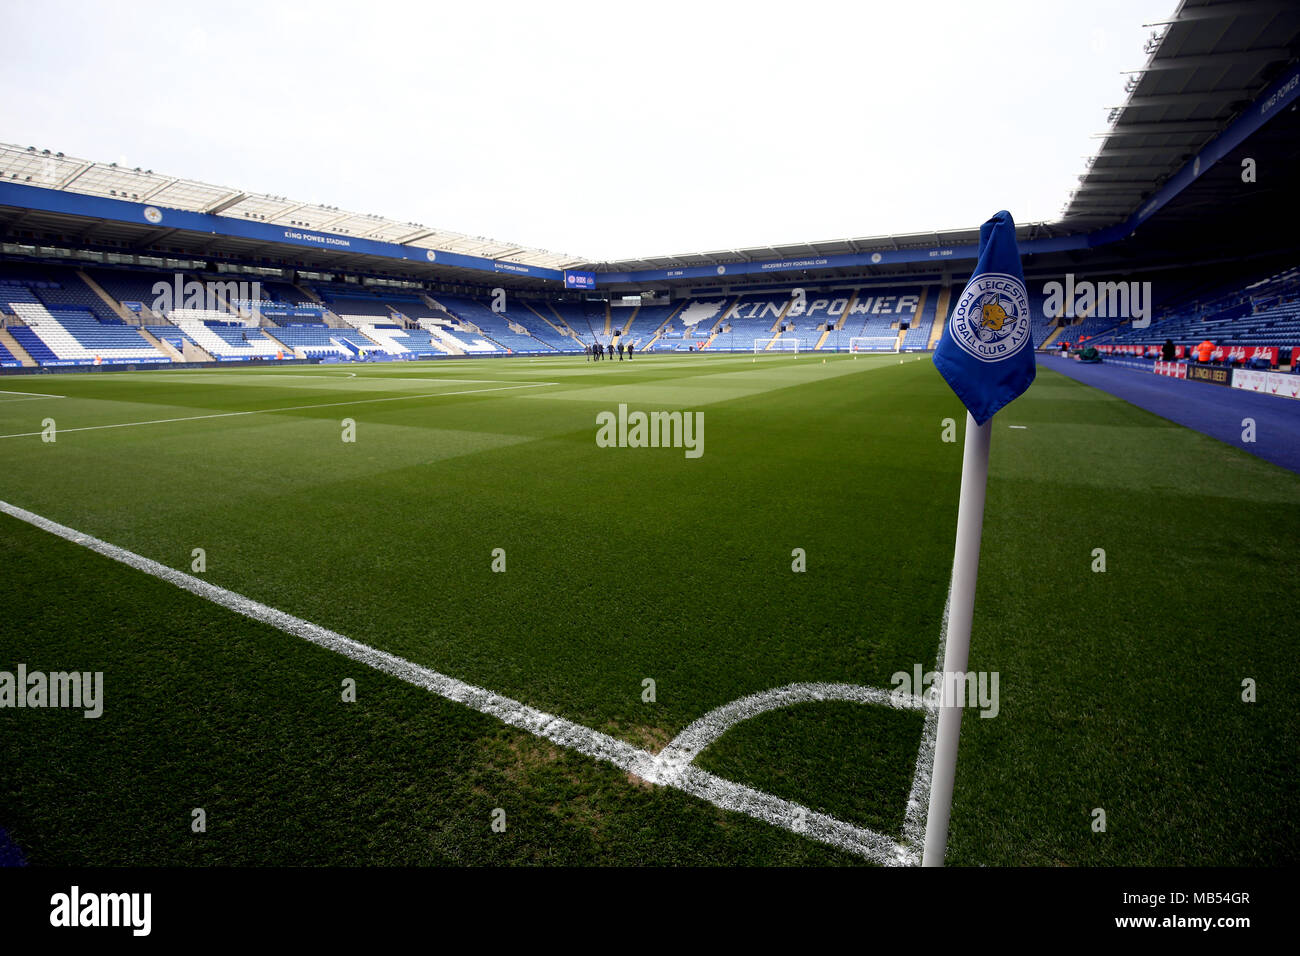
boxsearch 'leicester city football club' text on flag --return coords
[933,210,1036,425]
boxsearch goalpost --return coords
[753,338,800,354]
[849,335,899,354]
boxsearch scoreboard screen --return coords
[564,271,596,290]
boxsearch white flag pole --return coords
[922,410,993,867]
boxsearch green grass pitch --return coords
[0,352,1296,865]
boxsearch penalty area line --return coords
[0,497,912,865]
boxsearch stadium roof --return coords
[1062,0,1300,225]
[0,142,587,271]
[579,221,1080,280]
[2,0,1298,292]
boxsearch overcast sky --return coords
[1,0,1174,262]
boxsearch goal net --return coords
[849,335,899,353]
[753,338,800,354]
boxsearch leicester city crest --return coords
[948,272,1031,363]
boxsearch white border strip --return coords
[0,497,943,865]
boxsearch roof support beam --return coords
[1092,145,1193,157]
[56,162,94,190]
[140,178,181,202]
[1099,120,1223,136]
[205,191,249,215]
[1115,89,1255,108]
[1083,165,1172,178]
[1074,181,1152,192]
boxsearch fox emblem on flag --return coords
[933,210,1036,424]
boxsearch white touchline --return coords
[0,382,558,440]
[0,497,949,865]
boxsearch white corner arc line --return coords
[0,382,557,440]
[0,498,926,865]
[659,683,927,768]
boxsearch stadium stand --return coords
[85,267,176,316]
[147,325,196,352]
[1081,267,1300,367]
[7,326,58,364]
[268,324,383,357]
[394,328,448,356]
[42,310,167,360]
[510,302,582,351]
[167,311,282,360]
[260,280,319,308]
[547,301,607,347]
[0,263,118,323]
[1,294,166,362]
[411,317,498,354]
[435,295,555,353]
[623,303,676,350]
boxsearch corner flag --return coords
[933,210,1035,425]
[923,211,1035,866]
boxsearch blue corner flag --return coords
[933,210,1036,425]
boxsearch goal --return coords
[849,335,899,354]
[753,338,800,354]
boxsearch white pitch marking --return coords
[0,382,557,440]
[899,585,949,859]
[1008,425,1027,430]
[0,388,66,400]
[334,376,553,386]
[0,497,932,866]
[137,371,539,387]
[659,683,926,768]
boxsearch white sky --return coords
[1,0,1174,262]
